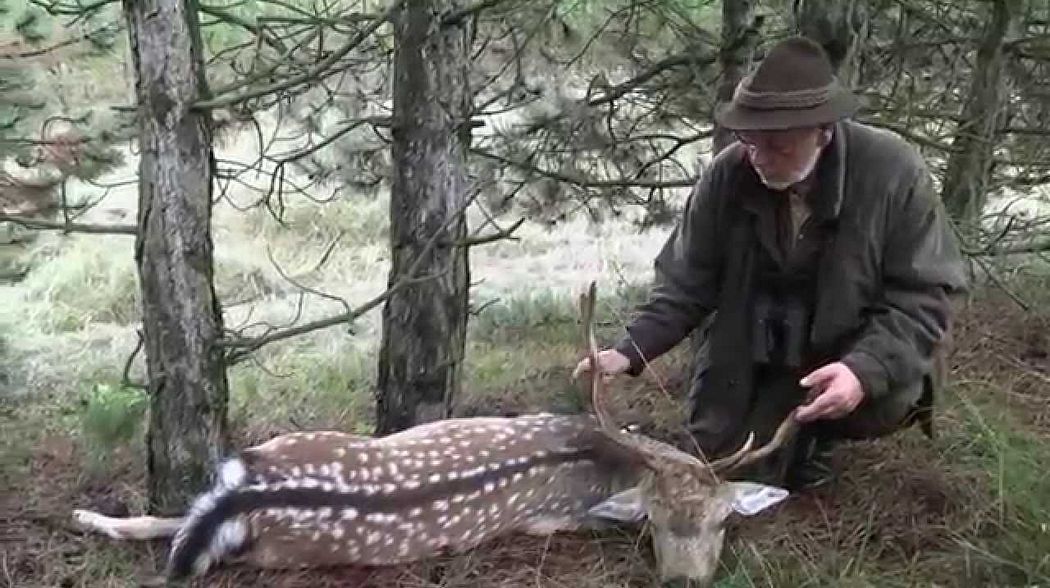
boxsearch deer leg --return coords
[73,509,184,540]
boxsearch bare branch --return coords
[456,217,525,246]
[471,148,694,189]
[194,2,401,110]
[0,213,137,235]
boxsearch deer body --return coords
[76,414,650,578]
[73,283,796,586]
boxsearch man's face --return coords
[736,126,830,191]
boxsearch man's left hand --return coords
[794,362,865,422]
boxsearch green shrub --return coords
[79,382,147,466]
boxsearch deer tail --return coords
[166,458,251,579]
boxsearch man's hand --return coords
[794,362,865,422]
[572,349,631,381]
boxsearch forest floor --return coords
[3,278,1049,588]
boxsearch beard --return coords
[751,145,824,191]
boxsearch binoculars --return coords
[751,291,810,369]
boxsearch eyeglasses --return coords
[734,126,829,153]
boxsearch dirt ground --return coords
[2,288,1048,588]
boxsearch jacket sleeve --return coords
[613,160,728,376]
[840,169,968,400]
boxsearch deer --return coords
[71,281,799,587]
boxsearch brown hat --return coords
[715,36,860,131]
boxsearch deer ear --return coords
[725,482,790,516]
[587,487,647,522]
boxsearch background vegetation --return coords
[1,0,1049,586]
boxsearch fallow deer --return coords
[72,281,798,587]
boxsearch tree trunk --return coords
[794,0,868,86]
[941,0,1022,223]
[712,0,758,154]
[376,0,472,435]
[122,0,229,515]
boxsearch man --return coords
[574,36,968,491]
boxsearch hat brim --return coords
[714,85,860,131]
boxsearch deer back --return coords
[167,414,649,577]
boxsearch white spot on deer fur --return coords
[322,482,334,492]
[439,436,451,444]
[301,478,319,489]
[331,526,345,540]
[432,499,449,511]
[447,471,459,480]
[382,483,398,494]
[428,473,442,484]
[451,493,466,504]
[359,453,370,463]
[459,440,471,448]
[319,464,331,476]
[360,469,371,481]
[387,462,399,476]
[341,508,359,520]
[218,459,246,489]
[335,447,346,458]
[513,472,524,483]
[318,507,333,519]
[366,531,382,546]
[468,490,481,501]
[305,463,315,475]
[290,466,302,477]
[508,493,520,506]
[409,507,424,518]
[403,479,421,490]
[484,481,496,493]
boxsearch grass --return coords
[4,273,1050,587]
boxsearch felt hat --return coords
[715,36,860,131]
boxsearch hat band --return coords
[734,75,835,110]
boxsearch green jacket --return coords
[614,120,968,450]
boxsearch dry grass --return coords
[3,281,1049,588]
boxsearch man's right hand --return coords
[572,349,632,381]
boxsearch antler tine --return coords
[578,281,614,433]
[708,414,800,474]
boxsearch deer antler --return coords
[578,281,616,432]
[708,414,800,474]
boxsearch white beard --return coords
[753,145,824,191]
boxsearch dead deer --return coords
[72,281,798,586]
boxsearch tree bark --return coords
[122,0,229,515]
[941,0,1022,223]
[794,0,868,86]
[712,0,758,154]
[376,0,472,435]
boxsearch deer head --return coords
[575,281,797,586]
